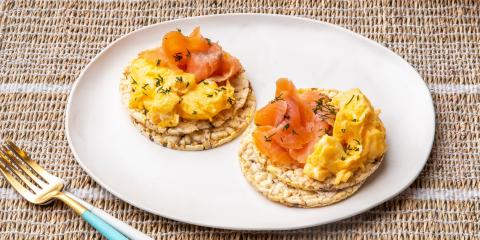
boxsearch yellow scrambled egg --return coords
[127,57,235,127]
[303,89,387,185]
[179,80,235,120]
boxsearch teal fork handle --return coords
[81,210,129,240]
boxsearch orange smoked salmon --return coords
[136,27,241,83]
[253,79,336,166]
[254,100,287,126]
[253,126,297,167]
[162,27,241,82]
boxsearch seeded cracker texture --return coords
[120,71,256,150]
[238,128,362,208]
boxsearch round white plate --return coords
[66,14,435,230]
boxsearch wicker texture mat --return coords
[0,0,479,239]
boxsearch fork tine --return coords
[0,151,41,193]
[0,158,36,200]
[1,145,48,186]
[4,141,55,181]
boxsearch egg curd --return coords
[303,89,387,185]
[126,57,235,127]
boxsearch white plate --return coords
[66,14,435,230]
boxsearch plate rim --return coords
[65,13,436,230]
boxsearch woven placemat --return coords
[0,0,479,239]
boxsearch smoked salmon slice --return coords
[186,43,222,82]
[275,79,315,127]
[288,140,315,164]
[300,89,336,126]
[254,100,288,126]
[157,27,241,83]
[253,126,297,167]
[208,52,242,83]
[138,47,179,70]
[275,78,296,97]
[253,79,335,166]
[271,123,314,150]
[187,27,210,52]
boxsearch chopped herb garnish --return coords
[264,132,275,142]
[356,95,359,101]
[283,123,290,131]
[269,93,283,104]
[141,83,148,90]
[192,110,197,115]
[313,98,337,115]
[291,129,298,135]
[156,86,171,94]
[206,94,213,98]
[345,95,355,106]
[345,144,360,152]
[143,106,148,115]
[155,75,164,87]
[329,108,337,115]
[341,156,346,160]
[176,28,182,32]
[174,52,183,62]
[186,49,191,58]
[352,118,358,122]
[156,59,161,66]
[130,77,137,85]
[206,38,212,46]
[353,139,361,145]
[341,128,346,133]
[312,99,323,114]
[202,81,209,85]
[186,82,190,87]
[284,114,290,119]
[176,76,183,82]
[227,97,235,105]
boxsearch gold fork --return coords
[0,140,128,240]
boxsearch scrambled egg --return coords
[303,89,387,185]
[127,57,235,127]
[179,80,235,120]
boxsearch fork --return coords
[0,140,129,240]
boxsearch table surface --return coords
[0,0,479,239]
